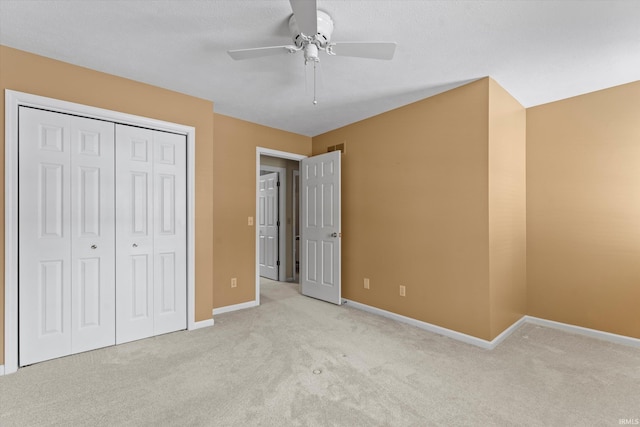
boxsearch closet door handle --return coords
[132,243,138,248]
[90,245,97,249]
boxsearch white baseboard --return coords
[343,299,640,350]
[213,300,258,316]
[343,299,524,350]
[524,316,640,348]
[191,318,215,330]
[491,315,528,348]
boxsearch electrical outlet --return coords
[231,278,237,288]
[364,278,370,289]
[399,285,406,297]
[248,216,253,226]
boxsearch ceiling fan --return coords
[227,0,397,104]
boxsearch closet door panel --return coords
[18,105,189,367]
[70,116,116,353]
[115,125,155,344]
[153,131,187,335]
[19,108,72,366]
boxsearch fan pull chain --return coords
[313,61,318,105]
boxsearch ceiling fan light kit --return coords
[289,10,334,63]
[227,0,397,104]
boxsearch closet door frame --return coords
[4,90,201,375]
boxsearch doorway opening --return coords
[255,148,306,305]
[255,147,342,307]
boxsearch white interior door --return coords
[19,107,116,366]
[115,124,186,344]
[300,151,341,305]
[259,172,279,280]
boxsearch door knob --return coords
[330,232,338,238]
[132,243,138,248]
[90,244,97,249]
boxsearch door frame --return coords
[4,90,199,375]
[255,148,306,305]
[292,170,300,283]
[258,165,286,282]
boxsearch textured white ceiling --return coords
[1,0,639,136]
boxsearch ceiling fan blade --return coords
[289,0,318,36]
[329,42,397,60]
[227,45,297,60]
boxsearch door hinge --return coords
[277,181,280,187]
[277,220,280,227]
[277,260,280,266]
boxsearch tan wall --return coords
[212,114,311,309]
[488,79,527,338]
[3,44,637,366]
[527,81,640,339]
[0,45,215,364]
[313,79,494,340]
[260,156,300,279]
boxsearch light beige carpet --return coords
[1,279,639,426]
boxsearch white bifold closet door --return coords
[19,107,116,366]
[115,124,187,344]
[18,107,187,366]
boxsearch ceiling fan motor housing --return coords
[289,10,334,48]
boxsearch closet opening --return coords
[4,90,198,374]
